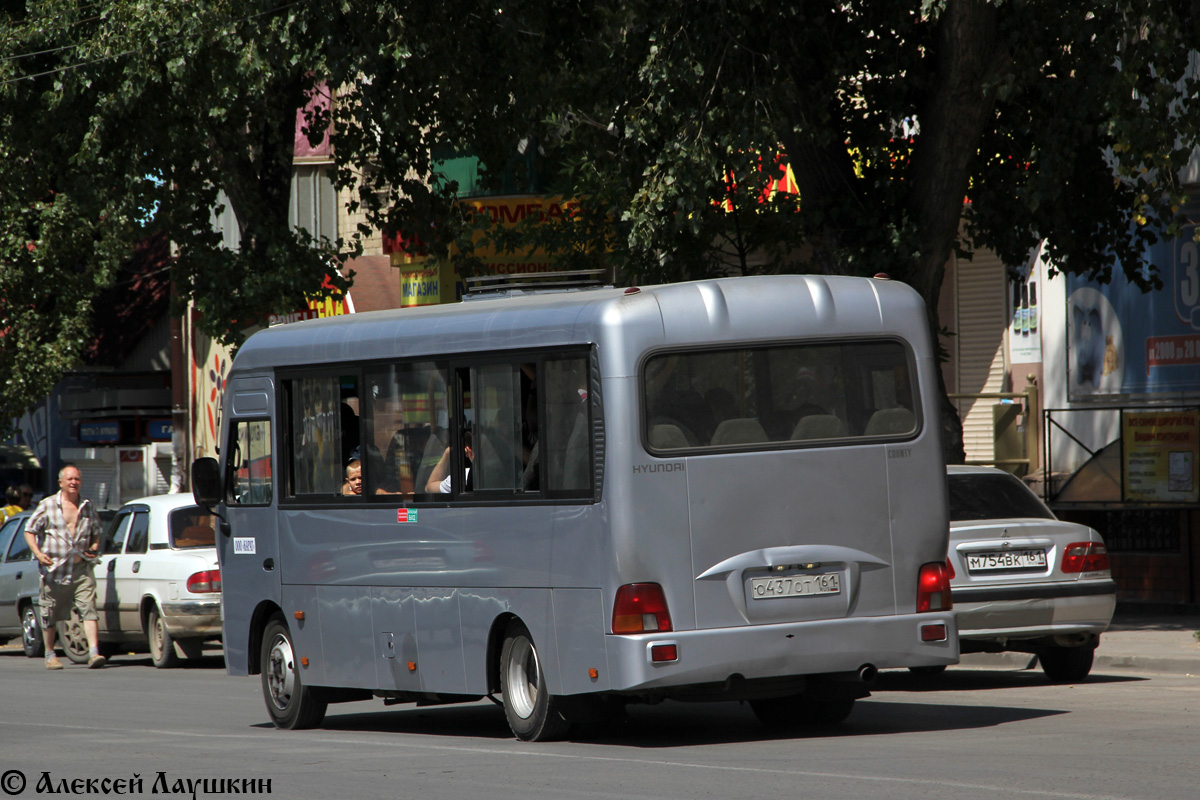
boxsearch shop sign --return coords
[79,420,120,444]
[268,275,353,326]
[1122,409,1199,503]
[146,419,173,441]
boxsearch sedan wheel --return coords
[1039,645,1095,683]
[21,605,45,658]
[148,607,180,669]
[56,610,90,664]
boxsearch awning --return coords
[0,444,41,470]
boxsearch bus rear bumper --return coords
[601,612,958,694]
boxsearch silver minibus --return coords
[193,274,957,740]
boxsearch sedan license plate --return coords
[966,549,1046,572]
[750,573,841,600]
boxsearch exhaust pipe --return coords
[857,664,878,683]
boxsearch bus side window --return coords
[286,377,343,496]
[364,362,450,498]
[230,420,272,505]
[471,363,525,491]
[543,357,590,493]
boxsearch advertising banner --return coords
[1066,208,1200,399]
[1122,409,1200,503]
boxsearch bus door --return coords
[219,378,279,675]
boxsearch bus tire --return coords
[499,621,570,742]
[750,693,856,729]
[908,664,947,675]
[260,616,327,730]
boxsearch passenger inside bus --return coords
[424,429,473,493]
[342,459,363,496]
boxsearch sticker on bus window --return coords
[233,537,256,555]
[397,509,418,524]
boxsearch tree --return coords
[522,0,1200,461]
[0,0,538,428]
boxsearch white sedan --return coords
[943,465,1116,682]
[57,494,222,668]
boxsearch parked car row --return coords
[2,469,1115,682]
[0,494,222,667]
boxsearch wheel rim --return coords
[150,614,166,659]
[505,636,539,719]
[58,617,87,656]
[22,608,39,649]
[266,632,297,711]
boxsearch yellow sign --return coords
[1122,409,1199,502]
[398,261,461,307]
[387,196,579,277]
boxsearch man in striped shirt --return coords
[24,464,106,669]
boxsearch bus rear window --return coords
[643,340,917,451]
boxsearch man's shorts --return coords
[39,570,98,628]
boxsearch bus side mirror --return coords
[192,458,222,507]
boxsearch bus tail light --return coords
[1061,542,1110,573]
[916,562,952,612]
[187,569,222,593]
[612,583,672,634]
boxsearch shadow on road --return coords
[873,667,1145,694]
[294,687,1072,748]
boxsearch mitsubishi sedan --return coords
[943,465,1116,682]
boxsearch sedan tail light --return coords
[187,569,222,593]
[1061,542,1110,573]
[916,562,952,612]
[612,583,673,634]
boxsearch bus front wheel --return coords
[260,616,327,730]
[499,621,570,742]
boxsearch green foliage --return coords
[515,0,1200,301]
[0,0,527,424]
[3,0,1200,454]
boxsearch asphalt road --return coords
[0,645,1197,800]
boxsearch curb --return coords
[957,651,1200,677]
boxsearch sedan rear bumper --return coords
[954,579,1116,641]
[161,600,222,638]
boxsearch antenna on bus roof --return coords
[464,269,610,299]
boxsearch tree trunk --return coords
[906,0,1008,464]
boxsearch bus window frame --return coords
[274,345,598,508]
[225,417,274,507]
[638,335,923,458]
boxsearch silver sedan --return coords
[941,465,1117,682]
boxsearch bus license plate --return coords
[750,573,841,600]
[966,549,1046,572]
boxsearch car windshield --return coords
[948,472,1056,522]
[169,507,217,548]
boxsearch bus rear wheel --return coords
[750,693,856,730]
[260,616,327,729]
[499,621,570,742]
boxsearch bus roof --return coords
[229,274,929,372]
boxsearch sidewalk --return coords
[959,610,1200,677]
